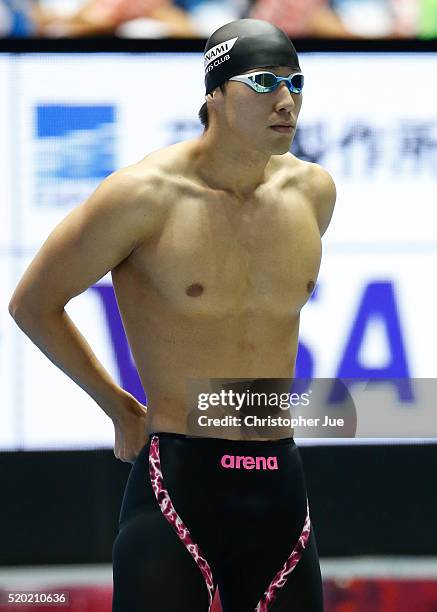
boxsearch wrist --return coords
[99,387,135,421]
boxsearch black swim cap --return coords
[204,19,300,95]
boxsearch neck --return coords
[193,122,272,199]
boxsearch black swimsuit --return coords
[112,433,324,612]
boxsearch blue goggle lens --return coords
[249,72,304,93]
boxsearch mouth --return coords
[270,125,294,134]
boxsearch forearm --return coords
[9,306,127,419]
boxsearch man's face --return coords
[218,65,303,155]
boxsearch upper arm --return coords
[308,164,337,237]
[9,169,161,314]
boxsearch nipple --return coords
[186,283,204,297]
[306,280,315,294]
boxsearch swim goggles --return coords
[228,71,304,94]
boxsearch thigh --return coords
[112,440,212,612]
[112,510,211,612]
[218,525,323,612]
[269,527,324,612]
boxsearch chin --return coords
[264,134,293,156]
[269,143,292,155]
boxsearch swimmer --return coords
[8,18,335,611]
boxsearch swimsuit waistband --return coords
[149,431,295,449]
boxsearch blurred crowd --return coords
[1,0,436,38]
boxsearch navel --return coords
[186,283,204,297]
[306,280,315,294]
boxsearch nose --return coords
[274,82,298,113]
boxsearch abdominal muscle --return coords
[112,274,300,441]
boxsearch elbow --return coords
[8,300,43,338]
[8,284,31,319]
[9,283,67,322]
[9,298,64,323]
[8,296,21,319]
[8,291,42,323]
[8,300,53,334]
[8,296,32,323]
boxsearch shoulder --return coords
[109,160,166,201]
[101,141,201,236]
[97,165,160,208]
[125,140,200,199]
[107,144,190,212]
[85,159,172,251]
[281,155,337,237]
[303,160,336,193]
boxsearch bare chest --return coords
[126,187,322,317]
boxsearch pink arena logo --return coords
[220,454,279,471]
